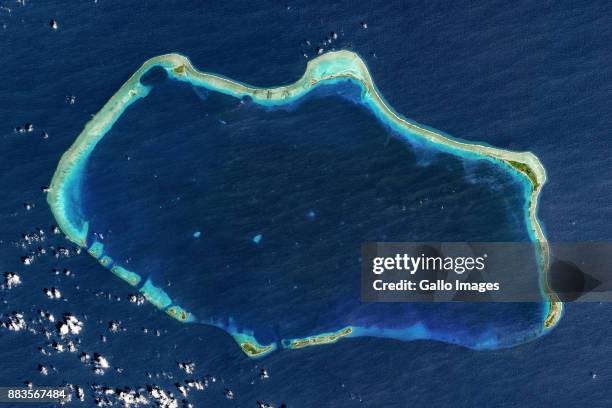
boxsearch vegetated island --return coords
[47,50,562,358]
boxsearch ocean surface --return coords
[1,1,611,407]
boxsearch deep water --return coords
[1,1,611,407]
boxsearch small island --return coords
[283,327,354,349]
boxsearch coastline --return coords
[47,50,562,356]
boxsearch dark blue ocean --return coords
[1,1,611,407]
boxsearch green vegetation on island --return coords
[507,160,540,190]
[240,342,276,357]
[285,327,353,349]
